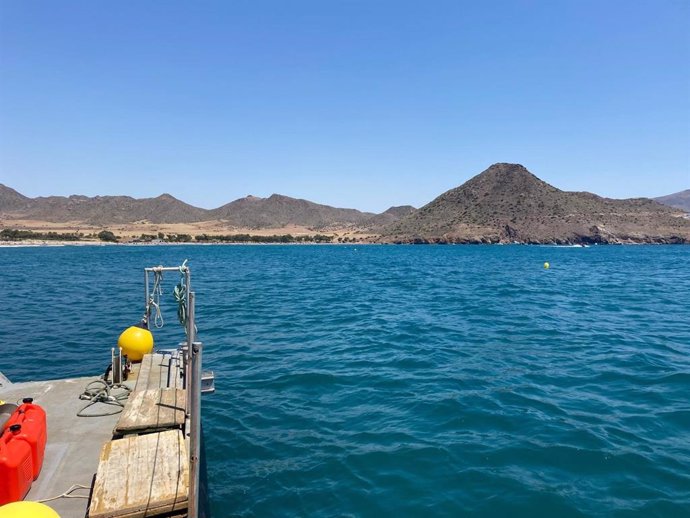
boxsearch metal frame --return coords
[143,265,202,518]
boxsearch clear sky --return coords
[1,1,688,212]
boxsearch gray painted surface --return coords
[1,375,134,517]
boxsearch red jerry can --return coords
[0,424,34,505]
[4,398,47,480]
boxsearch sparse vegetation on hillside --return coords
[195,233,333,243]
[0,185,413,231]
[383,163,690,244]
[2,166,688,244]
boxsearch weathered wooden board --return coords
[115,388,186,434]
[134,354,163,391]
[133,352,184,391]
[88,430,189,518]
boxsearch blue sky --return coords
[1,1,688,212]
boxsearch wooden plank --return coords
[146,354,163,391]
[115,388,186,434]
[88,430,189,518]
[149,354,166,389]
[135,351,186,390]
[133,354,152,391]
[134,353,170,391]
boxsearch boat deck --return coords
[114,388,186,436]
[89,429,189,518]
[1,376,122,517]
[0,351,188,518]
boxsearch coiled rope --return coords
[146,268,165,329]
[77,379,131,417]
[174,259,196,335]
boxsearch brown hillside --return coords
[208,194,374,229]
[0,193,209,225]
[655,190,690,213]
[0,186,392,231]
[362,205,417,230]
[383,163,690,244]
[0,184,30,211]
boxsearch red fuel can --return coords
[0,424,34,505]
[4,398,47,480]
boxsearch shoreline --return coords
[1,240,686,248]
[0,240,368,247]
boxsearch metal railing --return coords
[144,265,202,518]
[188,295,202,518]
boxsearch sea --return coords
[1,244,689,517]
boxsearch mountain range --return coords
[1,164,689,244]
[0,184,412,231]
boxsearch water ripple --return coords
[1,245,689,516]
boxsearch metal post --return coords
[186,289,195,409]
[188,292,201,518]
[186,267,193,343]
[144,270,149,321]
[188,341,202,518]
[185,271,194,414]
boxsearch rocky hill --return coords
[0,185,413,230]
[209,194,375,229]
[0,184,30,211]
[382,163,690,244]
[0,187,208,225]
[361,205,417,230]
[655,189,690,213]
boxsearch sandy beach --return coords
[0,218,378,245]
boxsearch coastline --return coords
[0,239,370,247]
[2,239,687,248]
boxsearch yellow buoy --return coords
[117,325,154,362]
[0,501,60,518]
[544,262,550,269]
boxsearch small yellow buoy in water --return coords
[117,325,154,362]
[544,262,550,269]
[0,501,60,518]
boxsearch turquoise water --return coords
[1,245,689,517]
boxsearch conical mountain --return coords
[384,163,690,244]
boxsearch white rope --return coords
[36,484,91,503]
[147,270,165,329]
[143,261,192,333]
